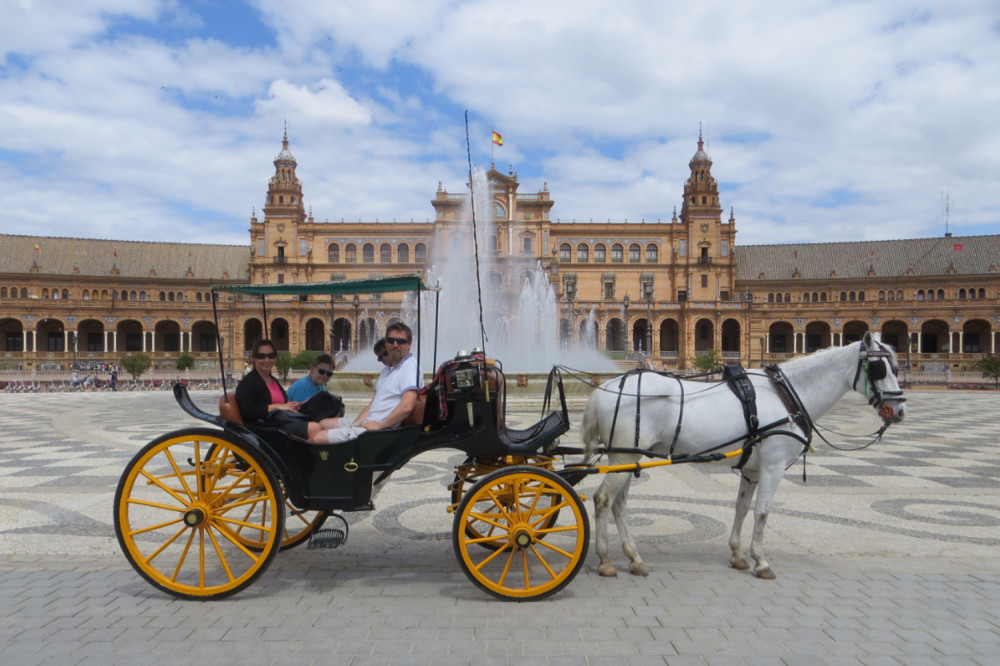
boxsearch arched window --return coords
[196,293,202,302]
[775,293,783,304]
[879,290,886,301]
[896,290,902,300]
[768,293,775,303]
[629,244,641,263]
[577,243,589,263]
[363,243,375,263]
[937,289,944,299]
[345,244,357,263]
[0,288,6,298]
[559,243,572,262]
[488,236,498,255]
[646,244,658,263]
[21,288,28,298]
[840,292,847,302]
[42,288,49,299]
[978,288,986,298]
[119,290,127,301]
[594,244,606,262]
[140,291,147,301]
[398,243,409,263]
[803,292,811,303]
[131,291,137,300]
[380,243,392,263]
[160,291,167,301]
[927,290,935,301]
[328,243,340,263]
[611,244,624,263]
[858,291,865,301]
[959,288,967,299]
[415,243,427,263]
[82,290,90,300]
[917,290,925,300]
[168,292,175,302]
[820,292,827,302]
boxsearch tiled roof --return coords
[736,235,1000,281]
[0,234,250,281]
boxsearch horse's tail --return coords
[581,388,603,464]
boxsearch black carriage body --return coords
[175,358,569,513]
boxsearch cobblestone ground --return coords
[1,388,998,665]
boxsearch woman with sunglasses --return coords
[235,339,344,440]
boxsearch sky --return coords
[1,0,998,247]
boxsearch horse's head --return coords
[852,331,906,424]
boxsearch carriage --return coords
[113,275,592,601]
[114,276,907,601]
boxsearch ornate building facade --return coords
[2,130,998,375]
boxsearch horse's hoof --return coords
[629,562,649,577]
[598,564,618,577]
[730,557,750,571]
[754,567,776,580]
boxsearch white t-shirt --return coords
[364,354,424,424]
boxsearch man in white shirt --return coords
[312,322,423,444]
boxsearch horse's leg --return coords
[593,472,629,577]
[609,474,648,576]
[728,474,756,571]
[748,469,784,580]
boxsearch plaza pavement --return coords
[0,387,999,665]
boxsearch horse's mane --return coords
[777,338,898,372]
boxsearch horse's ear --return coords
[863,331,875,347]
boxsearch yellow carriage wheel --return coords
[453,466,589,600]
[114,428,284,600]
[450,456,559,551]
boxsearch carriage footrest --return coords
[343,501,375,512]
[308,528,347,549]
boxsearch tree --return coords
[974,354,1000,389]
[176,351,195,371]
[290,350,319,370]
[274,351,293,384]
[120,353,152,381]
[692,349,722,374]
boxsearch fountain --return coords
[334,167,616,399]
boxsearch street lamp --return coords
[643,280,653,356]
[759,335,765,368]
[565,281,576,348]
[623,293,630,353]
[352,294,360,353]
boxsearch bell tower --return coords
[250,125,308,283]
[677,128,735,302]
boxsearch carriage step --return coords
[308,528,347,549]
[344,501,375,512]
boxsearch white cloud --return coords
[0,0,998,246]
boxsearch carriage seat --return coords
[219,393,244,425]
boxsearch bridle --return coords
[852,339,906,423]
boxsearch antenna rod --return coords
[465,111,488,354]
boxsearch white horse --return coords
[581,331,906,580]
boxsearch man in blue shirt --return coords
[287,354,335,403]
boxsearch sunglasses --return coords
[386,336,410,346]
[315,368,334,377]
[254,352,277,360]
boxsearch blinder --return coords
[853,340,906,421]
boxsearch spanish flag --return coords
[491,130,503,146]
[34,244,41,253]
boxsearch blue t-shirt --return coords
[287,375,323,403]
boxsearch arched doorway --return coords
[191,321,218,352]
[693,318,714,353]
[244,319,263,351]
[920,319,949,353]
[633,318,650,352]
[117,319,144,352]
[332,318,351,352]
[880,320,909,354]
[304,318,325,351]
[767,322,793,356]
[842,320,868,345]
[720,318,741,357]
[605,318,625,352]
[659,319,679,355]
[962,319,991,353]
[269,318,289,351]
[805,321,832,352]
